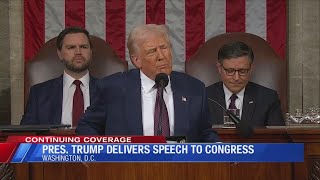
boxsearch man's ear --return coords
[131,55,142,69]
[249,63,255,73]
[216,62,222,74]
[57,49,63,61]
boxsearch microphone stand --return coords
[208,97,253,137]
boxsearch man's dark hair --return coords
[56,26,92,50]
[217,41,254,63]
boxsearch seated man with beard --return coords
[21,27,98,127]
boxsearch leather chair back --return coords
[25,35,127,103]
[186,32,287,112]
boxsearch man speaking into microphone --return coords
[76,24,219,142]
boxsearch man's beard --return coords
[63,58,91,73]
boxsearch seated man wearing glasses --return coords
[207,41,285,126]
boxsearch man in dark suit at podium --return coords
[21,27,98,127]
[76,24,219,142]
[207,41,285,126]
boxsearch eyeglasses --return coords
[221,64,251,76]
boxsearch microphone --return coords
[165,136,187,143]
[154,73,169,136]
[155,73,169,89]
[208,97,253,137]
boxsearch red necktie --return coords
[72,80,84,127]
[154,87,170,136]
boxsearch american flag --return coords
[24,0,286,71]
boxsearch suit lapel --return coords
[51,76,63,124]
[170,72,188,135]
[89,76,97,101]
[215,82,226,124]
[207,82,226,124]
[241,82,256,124]
[125,70,143,135]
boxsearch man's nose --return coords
[157,48,165,61]
[74,47,81,54]
[233,71,240,80]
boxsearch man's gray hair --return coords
[127,24,171,56]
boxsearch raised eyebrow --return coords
[160,44,168,48]
[80,44,89,47]
[146,48,157,53]
[65,45,76,48]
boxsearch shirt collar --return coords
[63,71,90,88]
[223,83,245,102]
[140,70,171,94]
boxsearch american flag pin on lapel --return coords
[182,96,187,102]
[249,101,254,104]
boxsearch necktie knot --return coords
[156,86,164,97]
[73,80,82,87]
[230,94,238,102]
[228,94,238,109]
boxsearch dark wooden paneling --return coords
[231,163,292,180]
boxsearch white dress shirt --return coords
[223,84,245,118]
[61,71,90,125]
[140,71,174,136]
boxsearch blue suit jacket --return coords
[206,81,285,126]
[76,69,219,142]
[20,75,98,125]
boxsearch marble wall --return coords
[288,0,320,113]
[9,0,24,125]
[0,0,319,124]
[0,0,10,124]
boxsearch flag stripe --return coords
[65,0,85,28]
[166,0,185,72]
[125,0,146,68]
[85,0,106,40]
[185,0,205,61]
[106,0,126,60]
[205,0,226,40]
[146,0,165,24]
[45,0,65,41]
[24,0,45,61]
[267,0,286,59]
[226,0,246,32]
[246,0,266,39]
[24,0,286,66]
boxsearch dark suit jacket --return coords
[20,75,98,125]
[206,81,285,126]
[76,69,219,142]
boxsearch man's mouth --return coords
[158,64,168,69]
[230,82,242,85]
[73,57,85,62]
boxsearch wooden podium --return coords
[1,128,319,180]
